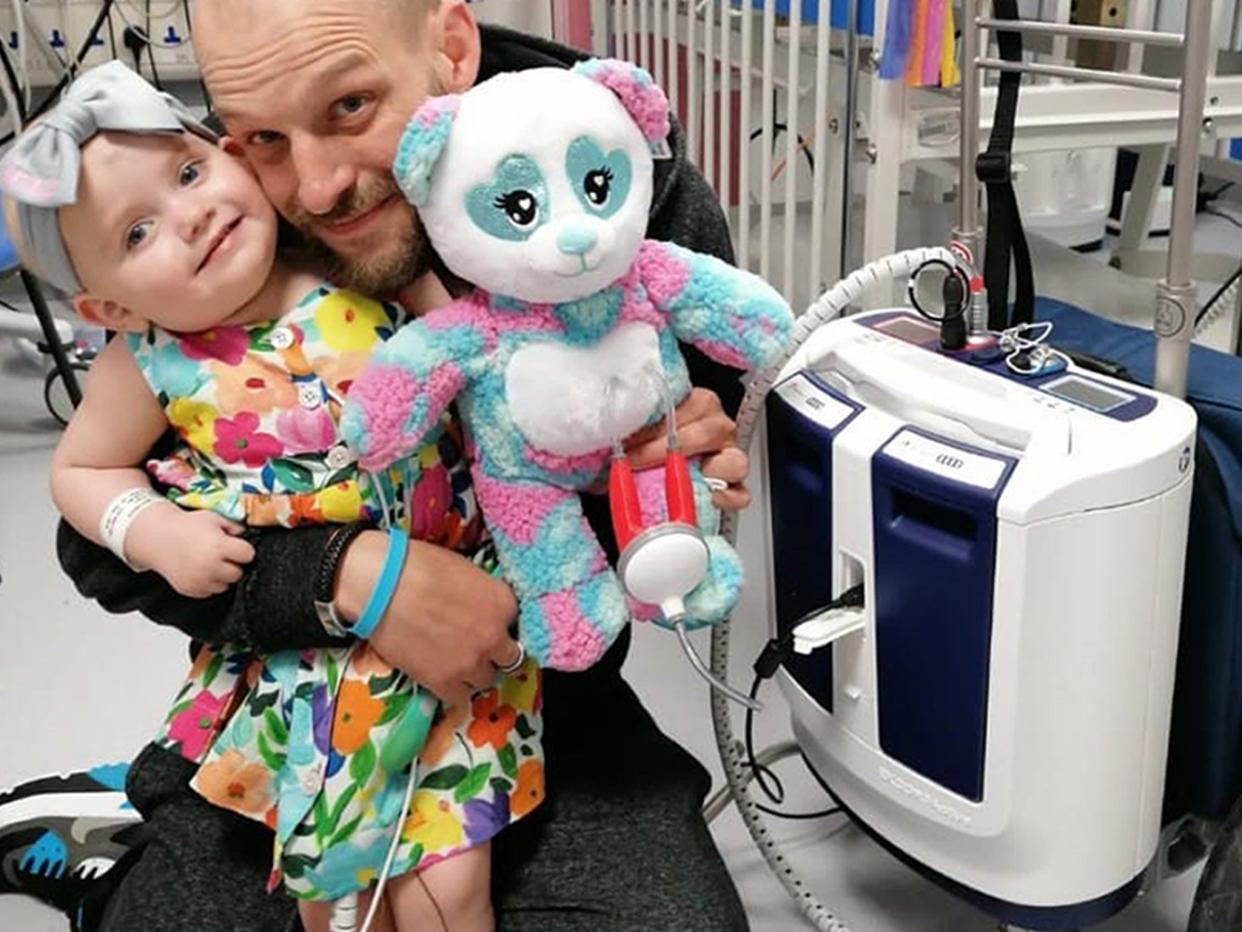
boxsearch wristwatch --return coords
[313,520,369,634]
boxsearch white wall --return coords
[470,0,553,38]
[1157,0,1188,34]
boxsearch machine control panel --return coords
[857,312,1158,423]
[1040,374,1135,414]
[872,316,942,345]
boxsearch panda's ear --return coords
[570,58,670,148]
[393,94,462,206]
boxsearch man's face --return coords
[191,0,480,294]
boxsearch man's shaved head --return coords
[189,0,477,295]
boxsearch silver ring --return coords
[496,642,527,675]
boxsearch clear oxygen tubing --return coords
[646,362,764,713]
[709,247,965,932]
[329,475,420,932]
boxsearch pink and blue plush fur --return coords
[342,60,793,671]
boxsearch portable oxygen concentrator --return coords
[765,308,1197,929]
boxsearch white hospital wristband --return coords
[99,488,165,571]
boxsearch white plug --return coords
[792,607,866,655]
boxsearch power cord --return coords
[1204,205,1242,232]
[1192,180,1242,338]
[121,23,160,89]
[0,40,29,126]
[1195,262,1242,330]
[0,0,116,147]
[743,584,865,821]
[145,0,162,90]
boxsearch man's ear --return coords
[73,294,145,333]
[431,0,481,94]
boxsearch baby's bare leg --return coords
[388,842,494,932]
[298,889,396,932]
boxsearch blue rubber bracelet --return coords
[352,527,408,640]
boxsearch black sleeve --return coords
[648,120,746,418]
[57,517,346,653]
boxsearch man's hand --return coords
[128,509,256,599]
[623,387,752,510]
[335,532,520,709]
[397,270,454,318]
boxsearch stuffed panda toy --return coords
[343,58,793,671]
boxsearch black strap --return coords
[977,0,1035,330]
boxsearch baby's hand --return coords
[131,509,256,598]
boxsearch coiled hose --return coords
[709,247,963,931]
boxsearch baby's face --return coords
[59,131,278,331]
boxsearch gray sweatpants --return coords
[97,679,748,932]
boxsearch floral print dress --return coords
[129,283,545,901]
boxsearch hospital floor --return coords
[4,202,1240,931]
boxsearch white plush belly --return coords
[505,322,664,456]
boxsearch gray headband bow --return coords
[0,60,217,293]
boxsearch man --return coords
[44,1,753,929]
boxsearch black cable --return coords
[744,674,787,805]
[0,0,117,147]
[28,0,115,114]
[748,123,816,174]
[1194,261,1242,327]
[741,585,865,822]
[106,7,119,61]
[146,40,162,89]
[1205,206,1242,232]
[1234,297,1242,357]
[0,41,29,125]
[907,257,971,323]
[144,0,162,90]
[744,674,842,820]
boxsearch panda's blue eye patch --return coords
[467,155,549,241]
[566,136,631,219]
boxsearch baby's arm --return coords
[51,339,255,598]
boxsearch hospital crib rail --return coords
[582,1,1242,333]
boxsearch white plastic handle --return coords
[822,342,1070,456]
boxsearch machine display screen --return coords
[1043,375,1132,412]
[875,317,940,344]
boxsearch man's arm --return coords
[57,517,342,652]
[648,118,748,416]
[59,517,519,703]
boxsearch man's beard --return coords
[282,177,435,296]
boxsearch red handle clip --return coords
[665,451,697,527]
[609,455,644,553]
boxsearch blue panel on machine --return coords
[871,428,1015,801]
[766,371,859,713]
